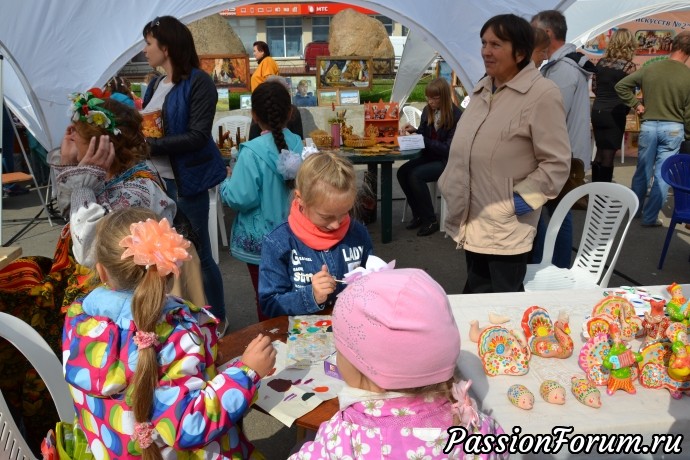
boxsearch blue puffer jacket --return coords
[143,69,226,197]
[258,220,374,317]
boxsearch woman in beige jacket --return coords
[439,14,571,294]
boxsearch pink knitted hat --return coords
[333,268,461,390]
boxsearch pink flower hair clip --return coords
[132,421,155,449]
[133,331,159,349]
[119,217,192,278]
[342,255,395,284]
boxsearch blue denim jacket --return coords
[259,220,374,317]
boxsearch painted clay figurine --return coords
[642,297,671,347]
[667,325,690,380]
[638,322,690,399]
[602,324,643,395]
[570,376,602,408]
[521,306,574,358]
[587,296,643,342]
[477,326,530,376]
[507,384,534,410]
[666,283,690,326]
[539,380,566,404]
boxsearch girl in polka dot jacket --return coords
[62,207,276,460]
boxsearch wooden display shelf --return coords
[364,100,399,146]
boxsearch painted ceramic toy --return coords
[539,380,566,404]
[477,326,530,376]
[507,384,534,410]
[570,376,602,408]
[638,328,690,399]
[521,306,573,358]
[666,283,690,326]
[579,333,613,386]
[642,297,671,347]
[586,296,643,342]
[602,324,642,395]
[667,323,690,380]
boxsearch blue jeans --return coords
[531,202,573,269]
[631,121,684,224]
[164,179,226,320]
[397,156,444,223]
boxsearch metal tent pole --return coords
[1,53,4,245]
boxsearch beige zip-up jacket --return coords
[439,64,571,255]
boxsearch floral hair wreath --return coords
[68,87,121,135]
[119,217,192,278]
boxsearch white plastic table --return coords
[449,285,690,459]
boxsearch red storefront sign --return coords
[219,3,377,17]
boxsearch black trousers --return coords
[463,250,529,294]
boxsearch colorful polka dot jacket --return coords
[63,286,259,459]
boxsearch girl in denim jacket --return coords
[258,152,374,317]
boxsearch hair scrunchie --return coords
[133,331,159,349]
[132,421,155,449]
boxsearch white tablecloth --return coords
[449,285,690,459]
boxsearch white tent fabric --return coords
[1,0,689,153]
[389,31,436,107]
[389,0,690,105]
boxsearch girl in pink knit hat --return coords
[289,267,507,459]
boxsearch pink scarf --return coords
[288,199,350,250]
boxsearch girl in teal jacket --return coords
[220,80,303,321]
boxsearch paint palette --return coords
[286,315,335,368]
[256,341,345,427]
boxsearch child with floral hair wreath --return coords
[62,207,276,459]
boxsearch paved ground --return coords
[3,155,690,458]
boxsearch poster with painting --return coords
[338,89,361,105]
[216,87,229,111]
[292,76,317,107]
[635,29,675,56]
[316,56,373,90]
[317,89,338,107]
[240,93,252,109]
[199,54,250,92]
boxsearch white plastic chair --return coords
[401,182,441,222]
[402,106,422,129]
[0,312,74,460]
[209,115,252,263]
[213,115,252,145]
[523,182,638,291]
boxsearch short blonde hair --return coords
[295,152,356,207]
[604,28,637,61]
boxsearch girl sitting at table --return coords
[397,77,462,237]
[289,267,506,459]
[258,151,374,318]
[63,207,276,459]
[220,80,304,322]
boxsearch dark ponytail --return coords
[250,80,292,169]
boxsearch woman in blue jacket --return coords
[259,152,374,318]
[397,78,462,236]
[141,16,227,326]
